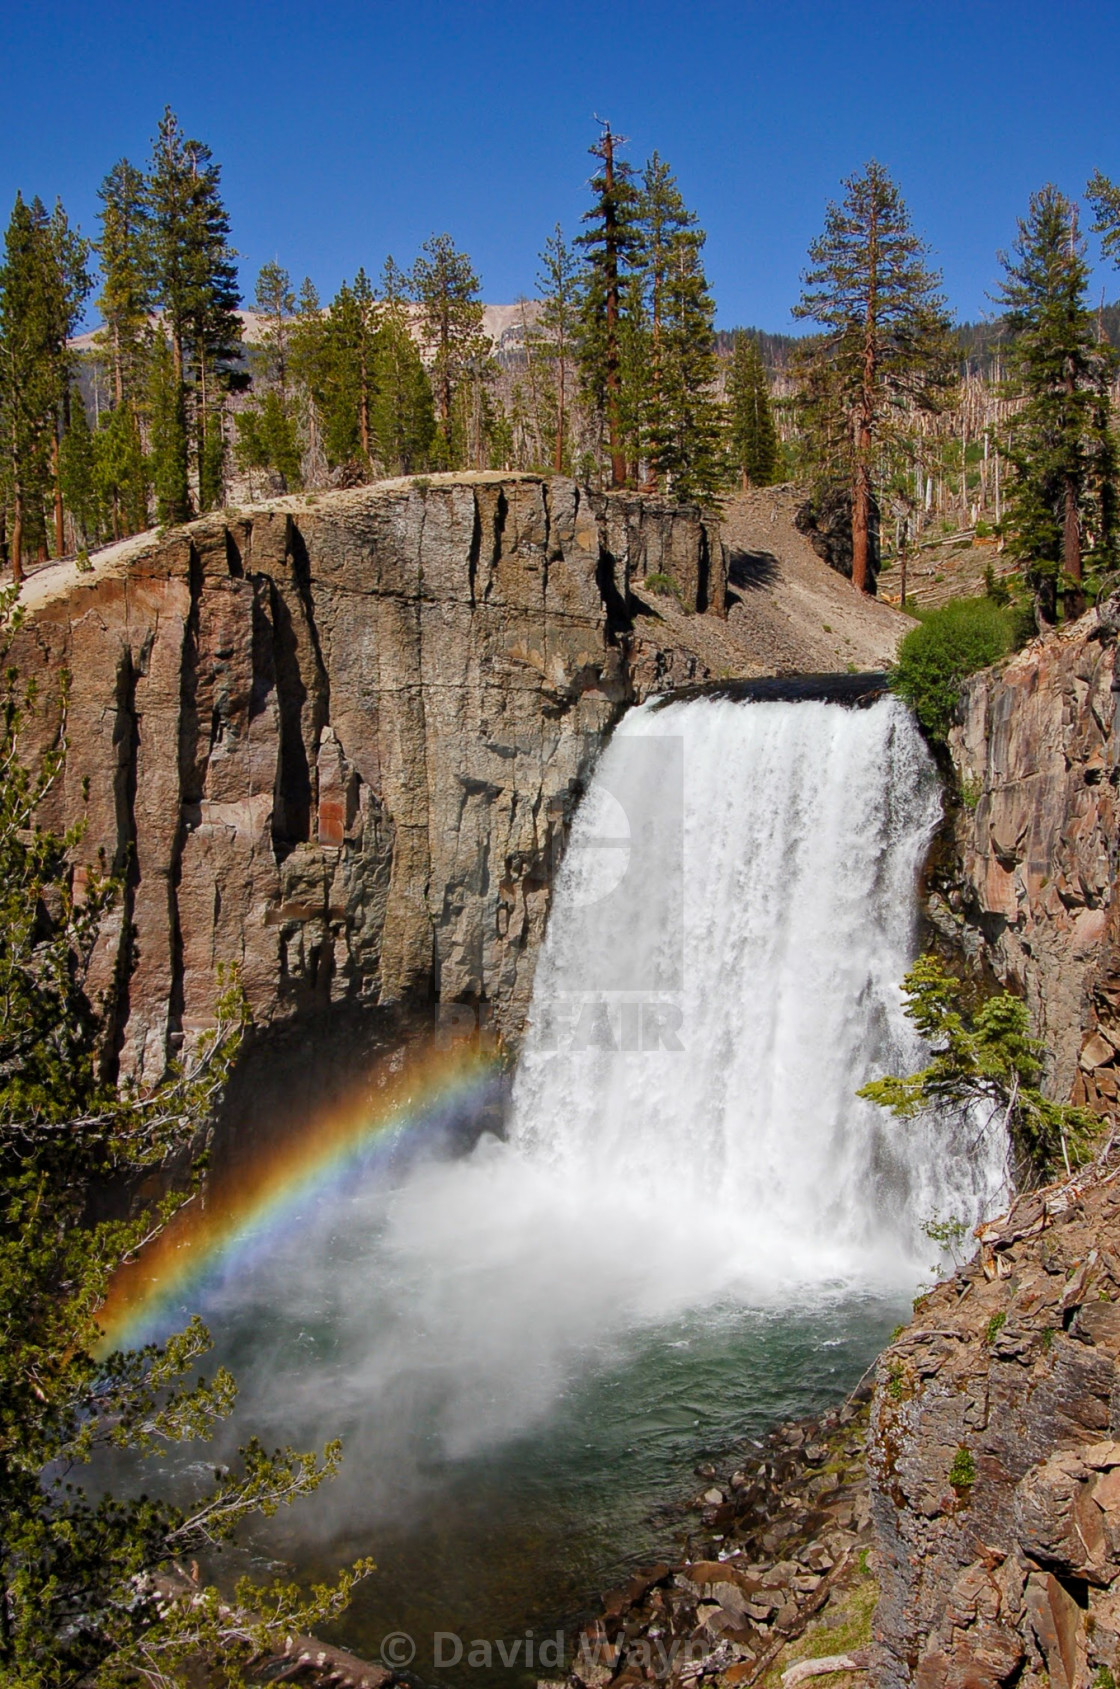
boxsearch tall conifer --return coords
[94,398,148,539]
[145,108,241,512]
[576,122,641,488]
[411,234,487,469]
[235,262,302,491]
[147,326,189,523]
[793,161,954,593]
[372,257,435,474]
[535,225,579,473]
[0,194,89,578]
[95,160,151,408]
[726,332,780,487]
[641,182,723,502]
[997,185,1117,618]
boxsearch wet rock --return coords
[565,1395,878,1689]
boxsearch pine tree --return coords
[289,277,327,481]
[58,382,101,544]
[46,202,93,558]
[234,388,302,492]
[309,277,372,470]
[95,160,151,409]
[638,153,693,486]
[411,234,487,469]
[253,259,296,392]
[793,161,954,593]
[145,108,242,512]
[0,194,90,580]
[576,122,641,488]
[94,398,148,539]
[535,225,579,473]
[1087,169,1120,268]
[726,331,780,487]
[146,326,189,523]
[641,177,723,502]
[996,185,1117,619]
[235,262,302,491]
[616,265,650,484]
[372,256,434,475]
[487,394,515,468]
[0,196,54,580]
[91,162,152,538]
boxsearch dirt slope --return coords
[633,485,911,680]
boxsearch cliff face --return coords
[869,1158,1120,1689]
[945,605,1120,1106]
[868,608,1120,1689]
[17,474,725,1082]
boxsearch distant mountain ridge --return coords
[70,303,539,359]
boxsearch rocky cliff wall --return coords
[865,607,1120,1689]
[869,1155,1120,1689]
[944,604,1120,1107]
[15,474,726,1084]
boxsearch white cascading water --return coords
[507,693,1004,1284]
[209,695,1007,1510]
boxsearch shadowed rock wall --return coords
[15,474,723,1083]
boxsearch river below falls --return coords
[155,1252,909,1689]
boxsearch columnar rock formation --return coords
[869,1157,1120,1689]
[946,603,1120,1106]
[17,474,725,1082]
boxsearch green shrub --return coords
[890,597,1015,739]
[644,571,682,602]
[949,1445,977,1490]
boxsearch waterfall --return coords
[508,694,1004,1285]
[200,694,1006,1510]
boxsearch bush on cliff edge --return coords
[890,596,1016,739]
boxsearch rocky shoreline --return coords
[555,1393,879,1689]
[547,1142,1120,1689]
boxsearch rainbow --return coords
[97,1039,500,1355]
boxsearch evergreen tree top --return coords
[794,159,954,413]
[577,121,642,267]
[145,106,241,368]
[995,184,1095,353]
[795,160,948,341]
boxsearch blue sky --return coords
[1,0,1118,331]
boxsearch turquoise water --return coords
[160,1263,907,1686]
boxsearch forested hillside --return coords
[4,108,1120,625]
